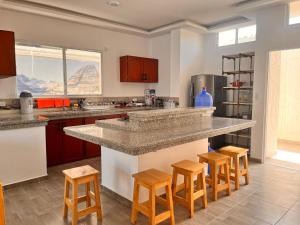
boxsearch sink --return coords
[82,105,113,111]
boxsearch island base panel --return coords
[101,138,208,201]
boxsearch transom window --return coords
[289,1,300,25]
[15,44,102,97]
[218,25,256,47]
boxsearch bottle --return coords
[195,87,213,107]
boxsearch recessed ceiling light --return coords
[107,0,120,7]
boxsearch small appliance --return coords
[144,89,156,106]
[20,91,33,114]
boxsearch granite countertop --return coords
[64,116,256,155]
[0,114,49,130]
[0,107,160,130]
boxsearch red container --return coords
[37,99,55,108]
[54,99,64,108]
[64,99,71,107]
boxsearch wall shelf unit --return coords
[222,52,255,151]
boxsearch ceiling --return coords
[1,0,288,32]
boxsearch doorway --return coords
[265,49,300,165]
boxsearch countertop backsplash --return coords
[0,96,179,112]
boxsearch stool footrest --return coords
[78,206,98,218]
[156,211,171,224]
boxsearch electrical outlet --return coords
[0,101,6,107]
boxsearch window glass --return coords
[66,49,102,95]
[238,25,256,44]
[289,1,300,25]
[16,45,64,96]
[218,29,236,47]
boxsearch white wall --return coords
[150,29,205,106]
[0,8,151,98]
[149,33,171,96]
[179,29,204,106]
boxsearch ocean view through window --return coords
[16,44,102,96]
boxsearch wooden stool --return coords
[0,183,6,225]
[171,160,207,218]
[198,152,231,201]
[219,146,249,190]
[63,165,102,225]
[131,169,175,225]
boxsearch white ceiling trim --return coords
[0,0,208,36]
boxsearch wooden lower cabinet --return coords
[62,118,84,163]
[46,120,63,166]
[46,114,127,166]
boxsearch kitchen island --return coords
[64,107,256,201]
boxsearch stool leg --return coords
[149,188,156,225]
[243,154,250,185]
[200,170,207,209]
[234,156,240,190]
[72,181,78,225]
[63,178,70,218]
[166,182,175,225]
[85,182,91,208]
[188,175,194,218]
[171,169,178,195]
[93,175,102,221]
[225,161,231,196]
[211,163,218,201]
[131,180,140,224]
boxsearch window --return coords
[238,25,256,43]
[16,45,64,96]
[218,25,256,47]
[218,29,236,47]
[16,44,102,96]
[66,49,101,95]
[289,1,300,25]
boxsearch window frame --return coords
[15,42,103,98]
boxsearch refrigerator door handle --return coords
[189,82,194,107]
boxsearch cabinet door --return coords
[85,117,101,158]
[127,56,144,82]
[46,121,63,167]
[62,118,84,163]
[0,31,16,77]
[143,58,158,83]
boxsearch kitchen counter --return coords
[64,107,256,201]
[64,115,255,155]
[0,106,159,130]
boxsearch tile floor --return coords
[3,157,300,225]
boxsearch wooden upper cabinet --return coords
[120,56,158,83]
[0,30,16,78]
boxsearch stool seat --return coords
[131,169,175,225]
[219,146,248,156]
[133,169,171,186]
[171,160,207,218]
[172,160,204,173]
[198,152,229,162]
[63,165,99,179]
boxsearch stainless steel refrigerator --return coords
[189,74,227,148]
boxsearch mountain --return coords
[67,64,100,95]
[17,74,63,95]
[17,64,100,96]
[17,74,48,95]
